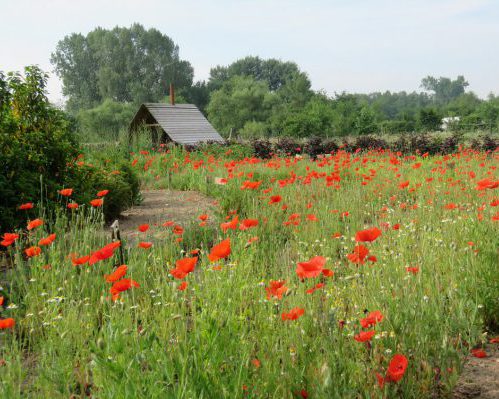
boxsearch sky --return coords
[1,0,499,105]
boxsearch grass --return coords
[0,145,498,398]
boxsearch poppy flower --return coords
[386,354,408,382]
[406,266,419,275]
[172,225,184,235]
[27,218,43,230]
[38,233,56,246]
[347,245,370,264]
[281,307,305,321]
[97,190,109,197]
[18,202,34,210]
[208,238,231,262]
[198,214,209,221]
[360,310,384,328]
[1,233,19,247]
[138,241,153,249]
[392,224,400,230]
[221,216,239,232]
[265,280,288,300]
[105,265,128,283]
[25,246,41,257]
[110,278,140,301]
[0,318,15,329]
[322,269,334,277]
[67,202,79,209]
[163,220,174,227]
[0,296,3,306]
[170,257,198,279]
[59,188,73,197]
[72,255,90,266]
[476,178,499,190]
[88,241,120,265]
[296,256,326,279]
[354,330,376,342]
[178,281,188,291]
[251,358,261,368]
[90,199,103,207]
[269,195,282,204]
[138,224,150,233]
[471,348,487,358]
[355,227,382,242]
[239,219,259,230]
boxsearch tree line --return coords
[49,23,499,138]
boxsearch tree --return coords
[51,24,194,112]
[206,76,277,136]
[77,99,135,137]
[208,56,309,91]
[354,106,378,135]
[421,75,469,105]
[417,108,442,131]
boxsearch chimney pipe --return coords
[169,83,175,105]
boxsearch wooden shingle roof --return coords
[130,103,224,145]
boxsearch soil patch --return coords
[117,189,217,241]
[453,343,499,399]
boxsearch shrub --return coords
[304,136,324,159]
[275,137,302,156]
[251,139,273,159]
[353,135,388,151]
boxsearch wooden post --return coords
[110,220,125,266]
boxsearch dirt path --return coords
[453,343,499,399]
[118,189,217,240]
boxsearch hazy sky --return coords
[1,0,498,104]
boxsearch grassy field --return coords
[1,145,498,398]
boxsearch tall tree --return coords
[420,75,469,105]
[51,24,194,112]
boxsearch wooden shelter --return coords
[129,91,224,145]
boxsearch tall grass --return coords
[0,147,497,398]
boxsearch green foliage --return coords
[51,23,194,112]
[206,76,277,135]
[421,75,469,104]
[417,108,442,131]
[0,66,78,230]
[77,99,135,138]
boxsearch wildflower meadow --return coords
[1,144,498,398]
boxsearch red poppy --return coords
[360,310,384,328]
[0,296,3,306]
[27,218,43,230]
[138,241,153,249]
[97,190,109,197]
[59,188,73,197]
[1,233,19,247]
[296,256,326,279]
[208,238,231,262]
[163,220,174,227]
[170,257,198,279]
[269,195,282,204]
[105,265,128,283]
[471,348,487,358]
[322,269,334,277]
[355,227,382,242]
[38,233,56,246]
[172,225,184,235]
[221,216,239,232]
[18,202,34,210]
[406,266,419,275]
[0,318,15,329]
[67,202,79,209]
[198,214,209,221]
[347,245,370,264]
[138,224,150,233]
[354,330,376,342]
[90,199,103,207]
[265,280,288,300]
[88,241,120,265]
[72,255,90,266]
[476,178,499,190]
[178,281,188,291]
[239,219,259,230]
[24,246,41,257]
[281,307,305,321]
[110,278,140,301]
[392,223,400,230]
[386,354,408,382]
